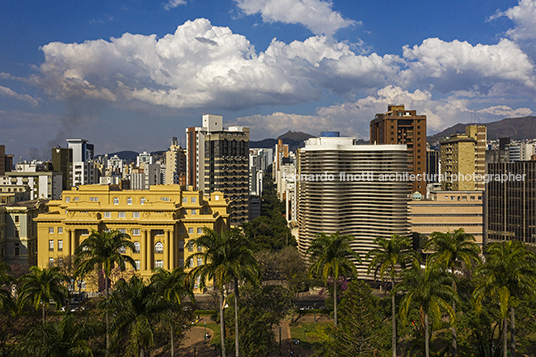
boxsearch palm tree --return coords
[366,234,416,357]
[306,231,361,327]
[396,259,458,357]
[473,240,536,357]
[426,228,480,357]
[150,267,194,357]
[74,229,136,353]
[17,266,68,324]
[109,275,157,357]
[186,227,259,357]
[0,262,15,313]
[15,313,97,357]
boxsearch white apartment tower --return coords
[297,136,410,278]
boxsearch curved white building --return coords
[297,136,410,278]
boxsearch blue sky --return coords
[1,0,536,160]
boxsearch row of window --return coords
[65,196,203,205]
[48,227,204,235]
[48,239,202,253]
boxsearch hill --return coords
[250,131,314,152]
[428,116,536,143]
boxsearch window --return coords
[183,197,188,203]
[134,242,140,253]
[49,240,54,251]
[155,260,164,268]
[49,227,54,234]
[90,197,98,202]
[188,242,194,252]
[74,197,79,201]
[179,258,184,267]
[118,229,126,234]
[197,228,202,234]
[65,197,70,203]
[154,229,164,235]
[80,229,89,235]
[118,212,126,218]
[188,228,193,234]
[161,197,170,201]
[15,216,19,223]
[58,227,63,234]
[191,210,196,215]
[133,229,140,236]
[197,257,203,266]
[49,257,54,267]
[15,244,19,256]
[179,241,184,250]
[79,280,86,290]
[104,212,111,218]
[119,246,126,254]
[155,242,164,254]
[133,212,140,218]
[135,260,141,270]
[179,228,185,234]
[127,197,132,205]
[113,197,119,205]
[189,258,194,268]
[58,240,63,252]
[215,195,219,200]
[197,244,202,252]
[191,197,196,203]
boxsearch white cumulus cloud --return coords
[234,0,357,36]
[37,18,398,110]
[400,38,536,92]
[0,85,39,106]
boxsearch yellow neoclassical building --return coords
[34,184,229,292]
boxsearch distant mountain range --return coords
[427,116,536,144]
[250,131,315,152]
[101,116,536,159]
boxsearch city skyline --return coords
[1,0,536,161]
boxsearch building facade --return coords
[0,145,14,176]
[186,115,249,225]
[0,199,48,266]
[486,161,536,244]
[297,137,409,277]
[441,125,487,191]
[34,185,230,291]
[165,138,186,185]
[370,105,427,195]
[2,171,62,200]
[409,191,483,245]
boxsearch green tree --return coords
[0,262,15,313]
[366,234,416,357]
[187,227,260,357]
[396,260,458,357]
[74,229,136,353]
[150,267,194,357]
[109,275,158,357]
[15,313,98,357]
[17,266,68,324]
[473,240,536,357]
[306,231,361,327]
[224,284,293,356]
[426,228,480,357]
[318,280,389,357]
